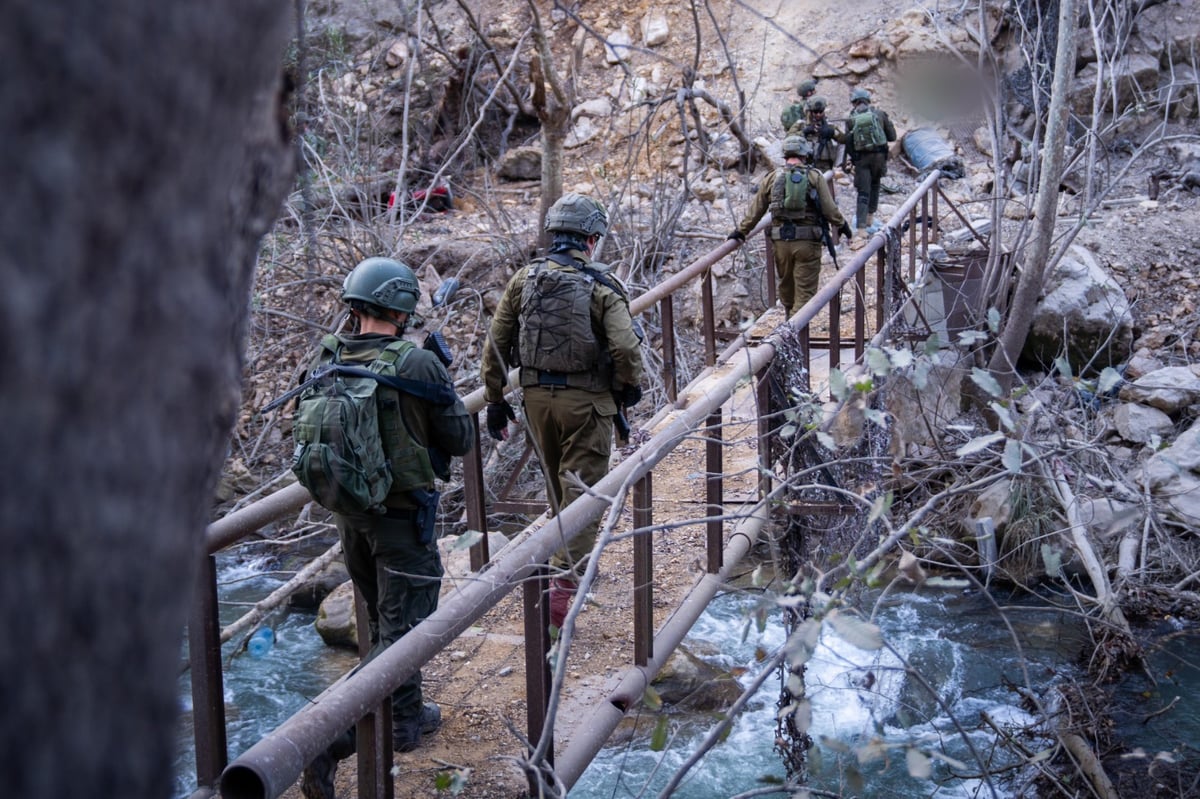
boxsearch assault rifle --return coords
[613,404,632,444]
[808,183,851,267]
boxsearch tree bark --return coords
[0,3,293,797]
[986,0,1078,390]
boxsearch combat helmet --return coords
[544,192,609,238]
[808,96,828,113]
[797,78,818,97]
[782,135,813,160]
[342,257,420,314]
[850,87,872,105]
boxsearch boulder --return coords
[314,581,358,649]
[1138,419,1200,524]
[1021,244,1133,374]
[1110,402,1174,444]
[640,11,669,47]
[496,145,542,181]
[1118,365,1200,414]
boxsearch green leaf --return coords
[852,376,875,392]
[987,307,1001,333]
[864,407,889,428]
[779,423,797,440]
[969,367,1002,398]
[923,333,944,356]
[912,360,930,390]
[649,714,670,751]
[791,699,813,735]
[866,347,891,376]
[784,619,822,666]
[1054,355,1073,380]
[867,491,893,524]
[886,347,913,369]
[815,430,836,450]
[453,529,484,550]
[957,329,988,346]
[906,747,933,779]
[989,401,1015,431]
[826,609,884,651]
[829,369,848,401]
[1002,438,1023,473]
[955,432,1005,456]
[643,685,663,711]
[1097,366,1123,393]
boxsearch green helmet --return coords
[342,257,420,314]
[808,96,828,113]
[782,135,813,159]
[850,87,872,105]
[797,79,818,97]
[544,192,609,238]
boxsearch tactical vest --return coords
[318,336,436,497]
[517,257,615,392]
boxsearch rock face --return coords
[1139,419,1200,524]
[1021,245,1133,373]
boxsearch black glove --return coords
[485,401,515,441]
[802,124,817,137]
[820,124,837,139]
[839,221,853,241]
[726,229,745,242]
[617,384,643,408]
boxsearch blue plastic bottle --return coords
[247,627,275,658]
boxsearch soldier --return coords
[480,193,644,631]
[791,96,844,174]
[298,257,474,799]
[842,87,897,245]
[727,136,851,316]
[780,78,818,134]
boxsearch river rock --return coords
[1118,365,1200,414]
[315,581,359,649]
[1123,347,1164,380]
[652,644,743,711]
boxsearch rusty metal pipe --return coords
[553,504,770,788]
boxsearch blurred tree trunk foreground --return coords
[0,3,293,797]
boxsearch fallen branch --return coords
[220,541,343,644]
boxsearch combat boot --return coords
[394,701,442,753]
[300,727,356,799]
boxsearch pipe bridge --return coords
[188,170,965,799]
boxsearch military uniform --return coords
[843,101,897,232]
[316,332,473,730]
[733,165,846,315]
[481,249,643,576]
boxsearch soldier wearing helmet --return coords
[480,192,644,632]
[842,87,897,246]
[727,136,850,316]
[787,94,845,173]
[299,256,474,797]
[780,77,819,133]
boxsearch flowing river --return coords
[176,557,1200,798]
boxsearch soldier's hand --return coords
[485,401,516,441]
[820,124,837,139]
[839,221,853,241]
[618,384,643,408]
[726,229,745,242]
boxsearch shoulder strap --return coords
[545,251,629,302]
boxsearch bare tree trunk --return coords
[986,0,1079,390]
[528,0,575,247]
[0,3,293,797]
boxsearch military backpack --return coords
[287,336,455,516]
[850,108,887,151]
[780,101,807,132]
